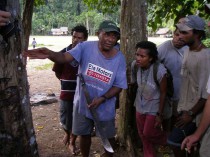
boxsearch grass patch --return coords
[29,44,54,47]
[35,62,54,70]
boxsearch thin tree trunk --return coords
[118,0,147,156]
[0,0,38,156]
[22,0,35,50]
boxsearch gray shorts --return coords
[60,100,74,131]
[72,105,115,138]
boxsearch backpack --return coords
[133,61,174,98]
[153,61,174,98]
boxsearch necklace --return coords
[140,68,150,100]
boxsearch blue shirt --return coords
[68,41,127,121]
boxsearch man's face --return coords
[172,29,186,49]
[72,31,86,47]
[178,29,195,47]
[98,31,119,51]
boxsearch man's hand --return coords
[181,134,199,153]
[154,115,163,130]
[24,48,51,59]
[0,10,11,27]
[88,97,105,109]
[175,111,193,128]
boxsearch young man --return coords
[158,28,188,125]
[52,25,88,155]
[167,15,210,157]
[25,20,127,157]
[157,28,188,154]
[181,76,210,157]
[0,10,11,26]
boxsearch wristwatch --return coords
[188,110,195,117]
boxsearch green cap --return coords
[98,20,120,34]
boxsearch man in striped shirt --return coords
[52,25,88,155]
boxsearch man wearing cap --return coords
[167,15,210,157]
[181,8,210,157]
[24,20,127,157]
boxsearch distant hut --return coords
[51,27,68,36]
[156,28,170,37]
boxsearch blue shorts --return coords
[72,105,115,138]
[167,122,197,147]
[60,100,74,131]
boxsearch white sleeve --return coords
[207,75,210,94]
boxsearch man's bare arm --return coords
[24,47,74,64]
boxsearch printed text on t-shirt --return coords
[86,63,113,84]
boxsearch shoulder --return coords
[80,40,97,46]
[154,62,167,74]
[157,40,171,50]
[203,48,210,54]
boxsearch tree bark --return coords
[0,0,38,156]
[22,0,35,50]
[118,0,147,156]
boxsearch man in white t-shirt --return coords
[181,76,210,157]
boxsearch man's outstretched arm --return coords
[24,47,74,63]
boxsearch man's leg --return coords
[80,135,91,157]
[62,129,70,145]
[72,105,94,157]
[59,100,70,145]
[69,133,80,155]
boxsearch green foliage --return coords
[31,0,120,35]
[148,0,209,31]
[203,38,210,47]
[34,0,45,6]
[83,0,120,14]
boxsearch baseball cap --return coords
[98,20,120,34]
[176,15,205,31]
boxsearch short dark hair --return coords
[135,41,158,63]
[71,25,88,40]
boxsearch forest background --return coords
[26,0,210,47]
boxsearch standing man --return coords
[181,5,210,157]
[52,25,88,155]
[25,20,127,157]
[157,28,188,153]
[167,15,210,157]
[158,28,188,129]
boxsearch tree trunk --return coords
[0,0,38,157]
[118,0,147,156]
[22,0,35,50]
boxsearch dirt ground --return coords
[27,59,130,157]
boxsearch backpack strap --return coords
[153,61,159,87]
[132,60,138,82]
